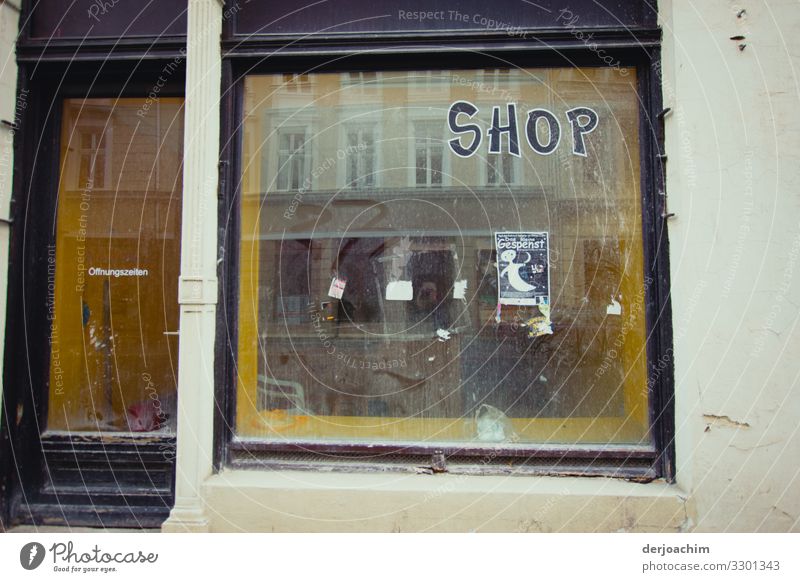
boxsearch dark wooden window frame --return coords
[216,30,674,482]
[1,1,189,528]
[14,0,187,62]
[0,60,186,529]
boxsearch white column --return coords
[162,0,223,533]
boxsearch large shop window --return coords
[237,68,649,449]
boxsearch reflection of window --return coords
[262,236,454,333]
[346,71,376,83]
[276,129,309,191]
[346,126,375,189]
[343,72,378,94]
[281,73,311,93]
[68,119,112,190]
[272,239,313,325]
[409,70,446,92]
[406,247,453,330]
[479,68,508,86]
[487,152,516,186]
[333,237,386,325]
[79,129,108,188]
[414,121,443,187]
[478,68,523,97]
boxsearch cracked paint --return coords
[702,414,750,429]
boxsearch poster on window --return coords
[495,232,550,306]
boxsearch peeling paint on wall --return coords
[703,414,750,429]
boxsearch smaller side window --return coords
[414,121,443,187]
[487,151,517,187]
[276,129,309,191]
[346,126,376,189]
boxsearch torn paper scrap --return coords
[606,295,622,316]
[526,304,553,338]
[475,404,513,442]
[453,279,468,299]
[328,276,347,299]
[526,316,553,338]
[386,280,413,301]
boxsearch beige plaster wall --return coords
[662,0,800,532]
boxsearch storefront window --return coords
[237,68,648,446]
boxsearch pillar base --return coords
[162,504,210,533]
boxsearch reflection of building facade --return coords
[49,100,183,433]
[0,0,797,534]
[239,69,648,443]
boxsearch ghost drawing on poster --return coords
[495,232,550,306]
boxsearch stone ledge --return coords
[202,470,689,532]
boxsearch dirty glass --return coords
[238,69,649,446]
[47,98,184,433]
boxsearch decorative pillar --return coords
[162,0,223,533]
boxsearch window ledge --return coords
[201,470,688,532]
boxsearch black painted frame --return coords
[15,0,187,63]
[0,60,186,529]
[0,0,188,530]
[223,0,659,42]
[214,36,674,481]
[2,0,189,530]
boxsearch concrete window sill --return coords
[200,470,689,532]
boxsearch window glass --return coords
[238,68,648,446]
[48,98,184,433]
[346,126,375,189]
[487,151,517,187]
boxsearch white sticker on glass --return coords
[328,276,347,299]
[386,280,413,301]
[453,279,468,299]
